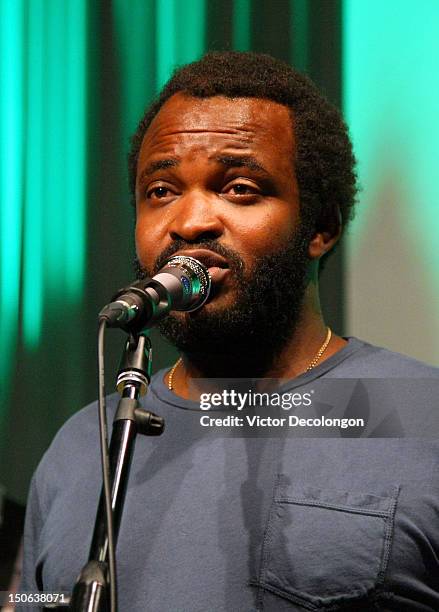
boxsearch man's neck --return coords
[166,286,347,398]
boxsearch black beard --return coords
[134,227,312,378]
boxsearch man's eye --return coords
[146,186,171,200]
[226,182,260,196]
[232,184,251,194]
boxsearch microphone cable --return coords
[94,254,212,611]
[97,318,117,612]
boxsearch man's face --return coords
[135,93,312,362]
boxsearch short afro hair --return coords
[129,51,357,244]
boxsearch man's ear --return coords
[308,206,343,260]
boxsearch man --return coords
[20,52,439,611]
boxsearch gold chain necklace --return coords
[168,327,332,391]
[168,357,183,391]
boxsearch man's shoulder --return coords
[333,337,439,378]
[34,394,120,483]
[37,381,169,473]
[55,393,119,443]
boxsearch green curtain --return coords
[343,0,439,364]
[0,0,343,504]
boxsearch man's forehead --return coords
[140,93,295,156]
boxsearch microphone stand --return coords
[66,333,164,611]
[41,256,210,611]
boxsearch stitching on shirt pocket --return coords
[255,474,399,610]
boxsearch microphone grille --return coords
[165,255,212,311]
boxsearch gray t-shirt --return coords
[19,339,439,610]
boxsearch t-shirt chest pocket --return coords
[254,476,399,611]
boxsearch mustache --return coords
[134,239,245,279]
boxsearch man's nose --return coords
[168,192,224,242]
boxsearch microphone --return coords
[99,255,212,334]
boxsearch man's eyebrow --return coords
[215,155,270,174]
[138,158,180,179]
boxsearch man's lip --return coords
[207,266,230,284]
[170,249,230,270]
